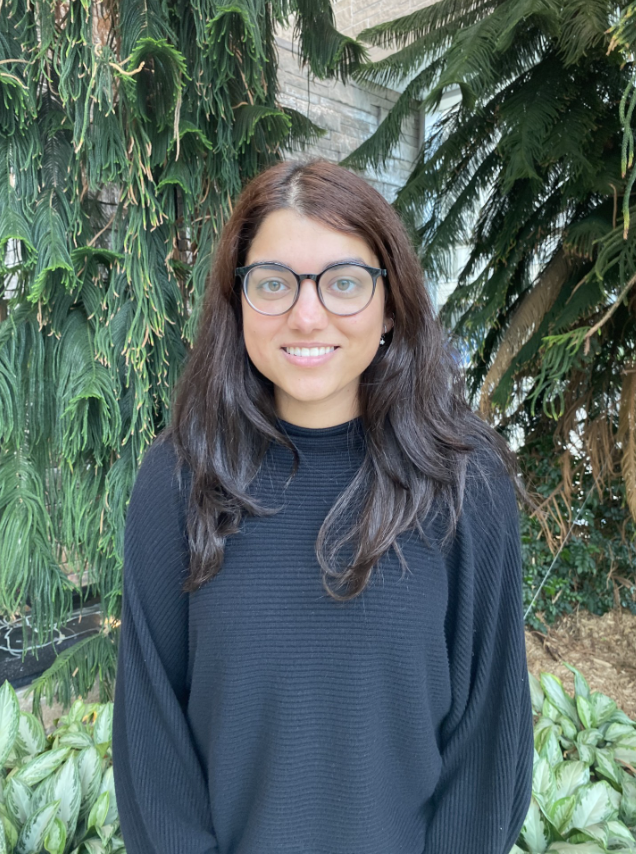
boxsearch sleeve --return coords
[112,438,219,854]
[423,470,534,854]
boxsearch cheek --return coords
[344,315,383,355]
[241,307,282,366]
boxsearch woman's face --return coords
[242,208,393,428]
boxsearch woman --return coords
[112,159,534,854]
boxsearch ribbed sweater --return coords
[112,417,534,854]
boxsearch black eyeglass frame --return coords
[235,261,388,317]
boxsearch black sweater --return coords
[112,417,534,854]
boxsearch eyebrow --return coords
[250,257,372,268]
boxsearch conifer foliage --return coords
[344,0,636,525]
[0,0,363,707]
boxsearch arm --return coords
[423,471,534,854]
[112,438,219,854]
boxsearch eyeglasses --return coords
[235,261,387,316]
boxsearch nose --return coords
[287,278,329,328]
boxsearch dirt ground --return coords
[525,607,636,720]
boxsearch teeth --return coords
[285,346,335,357]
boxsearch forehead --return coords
[245,208,380,270]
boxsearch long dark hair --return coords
[164,158,520,601]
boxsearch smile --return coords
[283,346,336,356]
[281,346,340,366]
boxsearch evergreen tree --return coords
[343,0,636,536]
[0,0,365,711]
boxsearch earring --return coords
[380,324,387,346]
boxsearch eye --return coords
[257,278,290,293]
[332,278,359,292]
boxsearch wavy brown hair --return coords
[163,158,521,601]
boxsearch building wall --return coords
[275,33,420,203]
[332,0,438,43]
[275,1,457,308]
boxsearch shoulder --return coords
[127,431,190,526]
[462,438,519,523]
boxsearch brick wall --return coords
[332,0,439,40]
[274,1,455,307]
[275,33,421,203]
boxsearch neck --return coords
[274,387,360,429]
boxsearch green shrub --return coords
[2,666,635,854]
[514,664,636,853]
[519,440,636,634]
[0,681,124,854]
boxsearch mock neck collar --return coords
[275,416,365,454]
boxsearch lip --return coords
[281,345,339,367]
[281,343,340,348]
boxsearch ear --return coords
[384,313,394,333]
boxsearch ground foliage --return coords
[514,665,636,853]
[343,0,636,618]
[520,433,636,633]
[0,0,364,708]
[0,680,121,854]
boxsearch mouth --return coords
[280,345,340,366]
[281,346,339,357]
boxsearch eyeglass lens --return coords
[244,264,375,316]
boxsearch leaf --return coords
[535,721,560,755]
[565,781,621,834]
[480,250,570,413]
[0,817,6,854]
[0,682,20,767]
[614,733,636,765]
[231,105,290,153]
[542,698,563,723]
[96,822,115,845]
[50,756,81,839]
[559,716,577,742]
[77,746,102,819]
[0,812,18,851]
[547,843,606,853]
[15,713,47,757]
[97,768,117,825]
[14,748,71,787]
[521,797,549,854]
[43,816,66,854]
[619,771,636,826]
[4,777,33,826]
[529,672,545,714]
[540,729,564,768]
[603,723,635,742]
[554,761,590,800]
[92,704,113,749]
[568,821,608,846]
[606,819,636,846]
[577,728,602,764]
[66,700,86,725]
[617,368,636,522]
[578,729,603,746]
[30,775,55,815]
[548,794,576,835]
[563,664,592,702]
[593,747,621,787]
[577,696,594,730]
[15,800,60,854]
[606,710,635,727]
[589,692,618,727]
[58,732,93,750]
[87,792,109,830]
[533,757,557,808]
[540,674,580,727]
